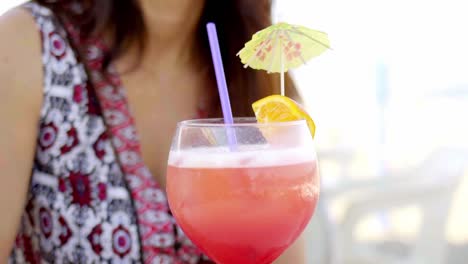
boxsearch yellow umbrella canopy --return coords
[237,22,330,95]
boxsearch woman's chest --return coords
[122,73,206,188]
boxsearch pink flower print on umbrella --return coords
[237,22,330,95]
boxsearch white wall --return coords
[0,0,24,15]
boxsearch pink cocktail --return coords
[166,118,319,264]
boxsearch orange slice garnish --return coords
[252,95,316,137]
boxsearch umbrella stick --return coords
[280,52,285,96]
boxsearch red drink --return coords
[167,147,319,264]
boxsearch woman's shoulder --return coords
[0,5,41,52]
[0,5,43,110]
[0,5,41,62]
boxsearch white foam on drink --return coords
[168,145,316,168]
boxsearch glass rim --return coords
[178,117,307,128]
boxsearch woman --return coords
[0,0,304,263]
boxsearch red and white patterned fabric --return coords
[9,2,210,263]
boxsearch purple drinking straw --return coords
[206,22,237,149]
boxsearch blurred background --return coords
[2,0,467,263]
[272,0,468,263]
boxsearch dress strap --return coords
[63,10,206,264]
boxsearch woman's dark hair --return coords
[34,0,300,117]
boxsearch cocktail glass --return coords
[167,117,319,264]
